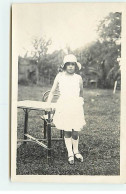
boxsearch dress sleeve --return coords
[53,72,61,84]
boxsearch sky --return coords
[13,3,119,56]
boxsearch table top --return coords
[17,100,56,111]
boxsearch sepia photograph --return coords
[11,3,126,183]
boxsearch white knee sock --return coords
[64,137,73,157]
[72,137,79,154]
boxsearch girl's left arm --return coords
[79,76,84,98]
[79,76,85,116]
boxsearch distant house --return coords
[18,57,37,84]
[84,66,99,88]
[89,80,98,88]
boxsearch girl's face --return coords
[65,62,76,74]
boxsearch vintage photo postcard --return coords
[11,3,126,183]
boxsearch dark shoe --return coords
[68,156,74,165]
[74,153,83,162]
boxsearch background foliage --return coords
[18,12,121,89]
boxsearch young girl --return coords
[47,54,86,165]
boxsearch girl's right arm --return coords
[47,74,59,103]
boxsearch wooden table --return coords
[17,100,63,160]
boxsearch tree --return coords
[97,12,121,44]
[97,12,121,88]
[31,36,52,85]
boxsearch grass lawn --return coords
[17,84,120,175]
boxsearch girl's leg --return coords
[72,130,83,162]
[64,131,74,164]
[72,130,79,154]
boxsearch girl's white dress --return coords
[53,72,86,131]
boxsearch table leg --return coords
[47,112,51,161]
[44,120,47,139]
[60,130,64,138]
[24,109,28,144]
[62,130,64,139]
[62,130,65,149]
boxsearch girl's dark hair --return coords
[63,62,79,72]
